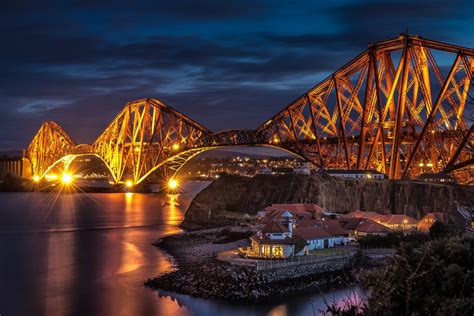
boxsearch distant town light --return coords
[62,173,73,184]
[134,146,140,152]
[273,137,280,143]
[172,143,180,150]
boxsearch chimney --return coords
[287,216,293,236]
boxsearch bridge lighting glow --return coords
[33,175,40,182]
[168,179,178,190]
[126,180,133,188]
[45,174,58,180]
[24,36,474,185]
[61,173,73,184]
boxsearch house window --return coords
[273,246,284,257]
[263,245,271,257]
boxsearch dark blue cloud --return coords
[0,0,473,149]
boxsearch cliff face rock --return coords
[182,174,472,229]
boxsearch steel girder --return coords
[25,35,474,184]
[257,35,474,181]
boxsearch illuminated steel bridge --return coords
[25,35,474,184]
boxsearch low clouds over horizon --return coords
[1,0,473,149]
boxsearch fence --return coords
[218,249,352,271]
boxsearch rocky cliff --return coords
[181,174,473,229]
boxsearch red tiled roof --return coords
[295,226,330,240]
[296,219,320,228]
[262,221,289,234]
[260,208,314,224]
[377,214,418,225]
[341,210,384,221]
[297,219,348,237]
[319,219,348,236]
[250,233,306,245]
[341,218,391,234]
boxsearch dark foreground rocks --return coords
[144,228,359,301]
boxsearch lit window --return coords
[273,246,283,257]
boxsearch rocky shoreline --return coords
[144,227,363,301]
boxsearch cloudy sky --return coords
[1,0,473,150]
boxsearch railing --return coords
[218,249,352,271]
[254,251,351,271]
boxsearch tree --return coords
[361,235,474,315]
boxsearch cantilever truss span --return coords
[25,35,474,184]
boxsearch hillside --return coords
[181,173,473,229]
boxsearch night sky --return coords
[2,0,474,150]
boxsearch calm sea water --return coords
[0,182,363,316]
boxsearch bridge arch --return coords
[135,144,306,185]
[38,153,118,183]
[24,35,474,184]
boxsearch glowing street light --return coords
[172,143,180,151]
[62,173,73,184]
[126,180,133,188]
[33,175,40,182]
[168,179,178,190]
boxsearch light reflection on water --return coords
[0,181,363,316]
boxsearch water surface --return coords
[0,182,363,316]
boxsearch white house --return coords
[294,161,311,175]
[297,226,334,251]
[248,211,349,258]
[249,211,306,258]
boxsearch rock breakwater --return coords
[144,228,356,301]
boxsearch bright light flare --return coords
[33,175,40,182]
[62,173,73,184]
[126,180,133,188]
[172,143,180,150]
[168,179,178,190]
